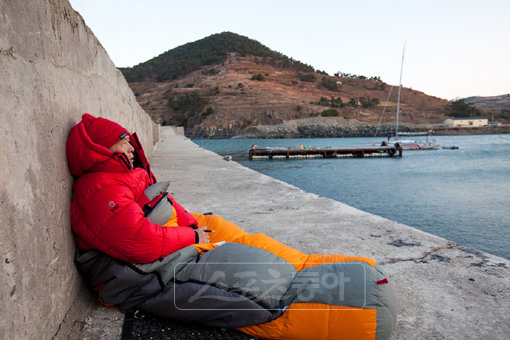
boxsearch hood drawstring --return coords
[113,152,132,170]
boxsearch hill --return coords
[119,32,314,82]
[463,94,510,120]
[119,32,504,138]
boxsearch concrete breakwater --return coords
[58,127,510,339]
[145,127,510,338]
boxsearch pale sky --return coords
[69,0,510,100]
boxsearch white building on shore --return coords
[444,117,488,128]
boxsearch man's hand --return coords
[196,226,210,244]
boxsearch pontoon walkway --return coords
[249,146,403,160]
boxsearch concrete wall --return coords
[0,1,156,338]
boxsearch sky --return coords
[69,0,510,100]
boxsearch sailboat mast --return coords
[395,43,406,140]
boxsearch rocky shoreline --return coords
[188,117,510,139]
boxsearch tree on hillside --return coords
[320,77,338,91]
[321,109,339,117]
[298,73,316,82]
[448,99,481,117]
[315,96,344,108]
[251,74,265,81]
[347,98,358,107]
[167,92,207,114]
[359,97,380,108]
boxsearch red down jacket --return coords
[66,114,197,263]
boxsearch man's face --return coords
[109,136,134,168]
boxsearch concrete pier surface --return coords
[62,126,510,339]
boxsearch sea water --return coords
[194,135,510,260]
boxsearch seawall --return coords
[61,127,510,338]
[150,127,510,338]
[0,1,156,339]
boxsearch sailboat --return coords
[388,130,440,150]
[380,44,440,150]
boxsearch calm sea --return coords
[194,135,510,260]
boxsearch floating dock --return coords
[249,146,403,160]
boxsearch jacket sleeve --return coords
[168,195,198,227]
[82,185,196,263]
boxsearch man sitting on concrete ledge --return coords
[66,113,212,263]
[66,113,398,339]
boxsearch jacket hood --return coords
[66,116,131,177]
[67,114,156,183]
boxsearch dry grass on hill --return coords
[128,55,451,137]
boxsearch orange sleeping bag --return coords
[190,213,398,340]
